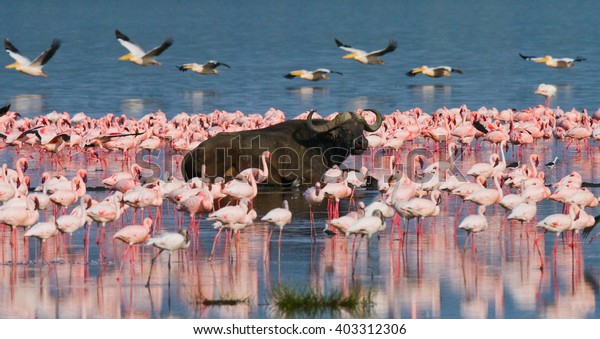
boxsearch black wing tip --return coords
[388,40,398,49]
[4,38,17,51]
[219,62,231,68]
[176,65,187,72]
[50,39,62,48]
[406,71,417,77]
[519,53,532,60]
[473,121,489,134]
[115,29,129,41]
[284,73,295,79]
[334,38,350,48]
[452,68,463,74]
[575,56,586,62]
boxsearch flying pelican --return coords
[334,38,397,65]
[406,65,463,78]
[177,60,230,74]
[284,68,342,81]
[115,29,173,66]
[4,38,61,77]
[519,53,585,68]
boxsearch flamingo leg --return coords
[117,244,133,281]
[145,248,164,287]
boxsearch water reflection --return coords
[184,90,218,113]
[287,86,329,104]
[409,84,452,104]
[10,94,45,116]
[0,142,599,318]
[120,98,162,118]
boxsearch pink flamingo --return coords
[345,210,386,256]
[49,175,86,212]
[87,192,123,256]
[145,229,190,287]
[24,216,59,262]
[458,205,488,250]
[207,198,251,260]
[466,154,500,178]
[535,204,579,268]
[464,174,503,207]
[177,188,214,230]
[223,171,258,202]
[325,202,365,235]
[262,200,293,245]
[236,150,271,183]
[101,163,143,188]
[321,177,352,219]
[303,182,325,238]
[113,217,153,281]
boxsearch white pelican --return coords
[4,38,61,77]
[177,60,230,74]
[519,53,585,68]
[115,29,173,66]
[334,38,397,65]
[406,65,463,78]
[284,68,342,81]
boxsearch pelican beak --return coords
[342,53,356,59]
[5,62,18,69]
[535,56,549,63]
[119,54,132,61]
[290,71,304,76]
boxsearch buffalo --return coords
[181,109,382,185]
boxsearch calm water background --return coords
[1,0,600,117]
[1,0,600,320]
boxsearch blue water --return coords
[1,0,600,321]
[1,0,599,118]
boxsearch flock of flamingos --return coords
[0,100,599,285]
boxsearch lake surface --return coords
[0,0,600,319]
[1,1,600,118]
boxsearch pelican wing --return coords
[144,37,173,58]
[177,63,193,72]
[206,60,230,69]
[115,30,146,57]
[406,67,422,77]
[30,39,61,67]
[367,40,397,57]
[4,39,31,65]
[334,38,364,54]
[519,53,545,62]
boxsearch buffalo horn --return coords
[358,108,383,132]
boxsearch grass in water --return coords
[271,285,373,317]
[193,293,250,306]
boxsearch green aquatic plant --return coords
[270,285,374,318]
[192,293,251,306]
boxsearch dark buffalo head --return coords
[305,108,382,155]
